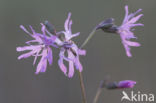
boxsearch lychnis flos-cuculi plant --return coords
[16,5,143,103]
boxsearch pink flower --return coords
[16,24,56,74]
[117,5,143,57]
[102,80,136,89]
[117,80,136,88]
[16,12,86,78]
[57,13,86,78]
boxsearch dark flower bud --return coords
[44,20,56,35]
[105,82,118,89]
[96,18,118,33]
[96,18,114,30]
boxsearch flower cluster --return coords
[16,12,86,78]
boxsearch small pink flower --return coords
[16,24,56,74]
[103,80,136,89]
[117,5,143,57]
[57,13,86,78]
[117,80,136,88]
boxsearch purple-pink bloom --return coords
[16,12,86,78]
[117,5,143,57]
[117,80,136,88]
[57,12,86,78]
[16,24,56,74]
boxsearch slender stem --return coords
[78,26,97,103]
[93,88,103,103]
[93,79,108,103]
[78,71,87,103]
[80,27,97,48]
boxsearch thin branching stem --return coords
[78,26,97,103]
[93,88,103,103]
[80,27,97,48]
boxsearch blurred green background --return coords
[0,0,155,103]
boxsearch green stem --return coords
[93,88,103,103]
[78,71,87,103]
[93,78,109,103]
[80,27,97,48]
[78,26,97,103]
